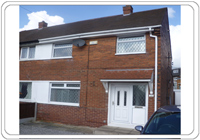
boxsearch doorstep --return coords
[93,125,140,135]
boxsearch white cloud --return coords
[170,25,181,68]
[20,11,64,31]
[168,7,176,18]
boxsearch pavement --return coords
[94,125,140,135]
[20,121,95,135]
[20,120,140,135]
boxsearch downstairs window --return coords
[50,82,80,106]
[19,82,32,99]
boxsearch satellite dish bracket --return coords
[72,39,85,47]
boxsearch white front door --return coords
[113,85,131,123]
[109,83,148,128]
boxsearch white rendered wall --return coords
[35,44,53,59]
[32,81,50,103]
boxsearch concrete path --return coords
[94,125,140,135]
[20,121,94,135]
[20,121,140,135]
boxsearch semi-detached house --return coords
[19,6,173,128]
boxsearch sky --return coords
[19,5,181,68]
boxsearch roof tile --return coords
[20,8,167,43]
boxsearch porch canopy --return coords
[100,69,154,95]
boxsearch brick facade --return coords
[20,23,173,127]
[159,11,173,107]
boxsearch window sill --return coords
[19,99,34,102]
[115,52,146,55]
[20,58,35,61]
[51,56,73,60]
[48,101,79,107]
[19,57,73,61]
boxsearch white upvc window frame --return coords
[20,46,36,60]
[52,43,73,59]
[49,82,80,106]
[115,35,146,55]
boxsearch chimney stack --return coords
[123,5,133,15]
[39,21,48,28]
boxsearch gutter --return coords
[38,25,161,44]
[20,40,39,47]
[149,28,158,112]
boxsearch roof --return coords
[20,8,167,43]
[158,105,181,112]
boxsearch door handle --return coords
[112,101,114,105]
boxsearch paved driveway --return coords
[20,121,94,135]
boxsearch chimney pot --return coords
[123,5,133,15]
[39,21,48,28]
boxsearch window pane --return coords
[19,82,32,99]
[51,89,80,103]
[117,41,145,53]
[52,84,64,87]
[124,91,127,106]
[55,44,72,48]
[54,47,72,57]
[117,91,120,106]
[67,84,80,87]
[133,85,146,106]
[28,47,35,58]
[21,48,28,58]
[118,36,144,41]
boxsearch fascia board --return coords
[38,25,161,44]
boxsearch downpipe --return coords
[149,29,158,112]
[34,102,37,122]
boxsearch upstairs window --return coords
[53,44,72,58]
[20,47,35,59]
[116,35,146,55]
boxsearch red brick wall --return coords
[88,36,155,69]
[159,11,173,106]
[146,12,173,119]
[20,29,171,127]
[37,104,107,127]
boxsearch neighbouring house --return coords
[19,5,173,128]
[173,68,181,105]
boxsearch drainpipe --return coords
[149,28,158,112]
[34,102,37,122]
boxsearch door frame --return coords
[108,82,149,128]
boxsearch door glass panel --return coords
[124,91,127,106]
[133,85,146,106]
[117,91,120,106]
